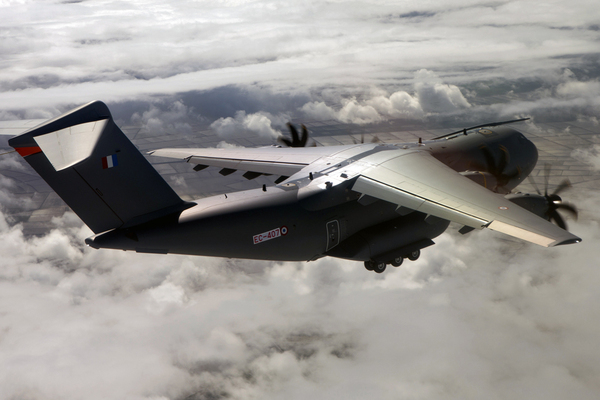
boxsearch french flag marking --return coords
[102,154,118,169]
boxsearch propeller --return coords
[279,123,309,147]
[352,134,380,144]
[471,145,520,193]
[529,164,579,230]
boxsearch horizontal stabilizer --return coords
[0,119,47,136]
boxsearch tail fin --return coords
[9,101,191,234]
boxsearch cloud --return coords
[1,0,599,115]
[0,153,35,211]
[211,110,286,139]
[572,144,600,171]
[366,90,425,118]
[0,189,599,399]
[414,69,472,113]
[301,70,468,124]
[130,100,195,135]
[556,80,600,99]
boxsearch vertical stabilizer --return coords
[9,101,189,233]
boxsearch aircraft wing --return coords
[150,145,352,176]
[151,143,580,247]
[348,149,580,247]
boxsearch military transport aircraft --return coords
[5,101,581,273]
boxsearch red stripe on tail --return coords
[15,146,42,157]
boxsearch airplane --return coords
[5,100,581,273]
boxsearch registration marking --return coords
[253,226,288,244]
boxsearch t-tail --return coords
[9,101,193,234]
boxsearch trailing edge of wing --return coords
[351,150,581,247]
[149,146,339,176]
[352,176,488,229]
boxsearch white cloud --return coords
[557,80,600,99]
[300,101,338,121]
[211,110,284,139]
[572,144,600,171]
[366,90,424,119]
[336,98,384,124]
[301,70,467,123]
[0,153,35,211]
[414,69,472,113]
[131,100,194,135]
[0,196,599,399]
[1,0,599,114]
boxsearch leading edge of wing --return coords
[352,150,581,247]
[149,145,353,177]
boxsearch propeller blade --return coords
[480,147,497,174]
[543,163,551,196]
[278,137,293,147]
[552,179,572,196]
[556,202,579,220]
[299,125,308,147]
[353,134,365,145]
[549,210,567,230]
[287,123,300,145]
[527,175,542,195]
[281,123,311,147]
[497,146,509,176]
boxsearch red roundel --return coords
[281,226,288,235]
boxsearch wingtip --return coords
[554,237,582,246]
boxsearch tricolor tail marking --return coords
[102,154,118,169]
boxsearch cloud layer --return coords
[0,0,599,130]
[2,1,600,399]
[1,192,599,399]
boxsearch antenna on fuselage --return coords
[432,117,530,140]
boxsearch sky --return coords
[1,1,600,399]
